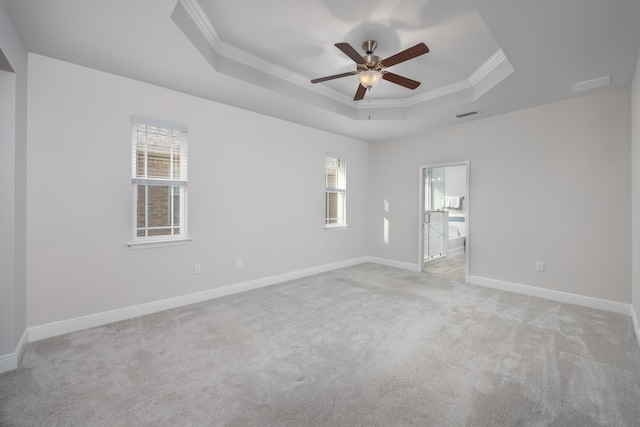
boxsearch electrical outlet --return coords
[194,264,201,274]
[536,262,544,272]
[235,258,243,268]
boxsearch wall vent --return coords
[572,75,610,93]
[455,110,479,119]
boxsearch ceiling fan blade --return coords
[311,71,357,84]
[382,72,421,90]
[381,43,429,68]
[354,84,366,101]
[335,42,367,65]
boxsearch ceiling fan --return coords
[311,40,429,101]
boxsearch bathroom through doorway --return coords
[419,161,469,281]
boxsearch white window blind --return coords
[325,154,346,228]
[132,116,187,184]
[131,116,188,242]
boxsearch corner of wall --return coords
[632,304,640,349]
[632,47,640,346]
[0,0,29,373]
[0,329,28,374]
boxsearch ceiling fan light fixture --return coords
[311,41,429,100]
[358,70,382,89]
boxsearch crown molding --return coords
[175,0,513,119]
[469,49,507,86]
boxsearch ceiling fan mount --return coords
[311,39,429,101]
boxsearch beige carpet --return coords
[1,263,639,426]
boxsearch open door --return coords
[420,162,469,281]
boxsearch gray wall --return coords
[2,0,638,360]
[369,88,631,303]
[25,54,369,326]
[0,0,27,357]
[632,49,640,327]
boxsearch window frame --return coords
[324,153,347,230]
[128,116,191,249]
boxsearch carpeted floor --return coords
[1,263,639,426]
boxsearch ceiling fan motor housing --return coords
[361,41,382,70]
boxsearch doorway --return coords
[419,162,469,281]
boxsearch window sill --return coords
[324,225,348,231]
[128,237,192,250]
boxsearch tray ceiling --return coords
[6,0,640,141]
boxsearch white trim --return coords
[132,178,188,186]
[469,275,632,315]
[0,353,15,374]
[325,154,347,228]
[0,329,28,374]
[128,237,192,250]
[177,0,335,103]
[418,161,470,282]
[28,257,369,343]
[631,305,640,348]
[178,0,222,51]
[131,117,189,244]
[176,4,511,112]
[355,50,513,109]
[367,256,421,272]
[324,225,348,231]
[9,258,636,373]
[366,257,632,317]
[468,50,509,86]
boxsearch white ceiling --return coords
[6,0,640,141]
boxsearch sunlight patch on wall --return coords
[384,218,389,245]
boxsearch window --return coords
[325,154,346,228]
[130,116,188,247]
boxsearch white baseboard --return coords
[28,257,370,343]
[469,275,631,316]
[366,256,421,272]
[0,353,16,374]
[369,260,631,316]
[15,257,639,371]
[0,329,28,374]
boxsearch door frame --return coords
[418,161,470,281]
